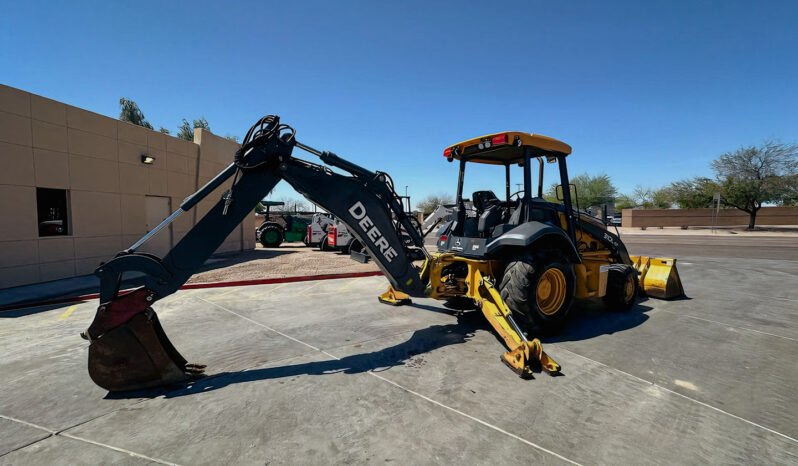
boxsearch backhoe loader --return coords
[82,116,684,392]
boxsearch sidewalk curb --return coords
[0,271,384,313]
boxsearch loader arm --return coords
[83,115,427,391]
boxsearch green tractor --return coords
[255,201,312,247]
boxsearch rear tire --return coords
[603,264,638,311]
[499,253,575,332]
[318,238,329,251]
[258,224,284,248]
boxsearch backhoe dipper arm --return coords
[278,156,426,297]
[83,116,427,391]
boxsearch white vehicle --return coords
[307,213,335,249]
[326,218,364,254]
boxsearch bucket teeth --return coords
[185,364,207,375]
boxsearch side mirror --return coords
[555,184,578,205]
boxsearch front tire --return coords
[258,224,284,248]
[603,264,638,311]
[499,253,576,331]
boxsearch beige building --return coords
[0,84,255,289]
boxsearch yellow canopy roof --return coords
[443,131,571,165]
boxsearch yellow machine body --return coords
[380,131,686,380]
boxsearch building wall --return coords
[0,84,255,288]
[621,207,798,228]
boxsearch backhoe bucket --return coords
[83,288,204,392]
[630,255,685,299]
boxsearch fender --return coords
[485,221,581,263]
[574,217,633,265]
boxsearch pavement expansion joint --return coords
[558,347,798,444]
[202,298,583,465]
[0,413,179,465]
[654,308,798,342]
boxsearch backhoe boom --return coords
[83,116,427,391]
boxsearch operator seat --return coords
[472,190,500,213]
[472,190,503,237]
[506,196,559,226]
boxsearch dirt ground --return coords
[187,225,798,285]
[187,243,378,284]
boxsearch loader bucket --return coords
[630,255,685,299]
[84,288,204,392]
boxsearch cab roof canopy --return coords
[443,131,571,165]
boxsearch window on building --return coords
[36,188,70,236]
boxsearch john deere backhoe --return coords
[82,116,683,392]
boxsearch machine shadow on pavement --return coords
[412,294,658,347]
[105,312,485,400]
[543,300,655,344]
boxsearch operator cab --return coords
[437,131,576,258]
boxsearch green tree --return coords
[274,196,309,213]
[224,134,240,143]
[614,194,636,211]
[629,186,654,208]
[546,173,616,208]
[668,177,718,208]
[177,117,210,141]
[651,187,673,209]
[711,140,798,229]
[617,186,672,209]
[118,98,153,129]
[417,193,454,214]
[158,127,170,135]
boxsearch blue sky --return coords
[2,1,797,208]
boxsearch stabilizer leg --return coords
[472,269,561,377]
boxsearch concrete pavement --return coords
[1,241,797,464]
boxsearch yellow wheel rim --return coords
[536,268,567,315]
[624,275,636,302]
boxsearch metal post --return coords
[537,158,544,198]
[505,163,511,202]
[523,148,532,222]
[455,158,467,234]
[558,157,576,243]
